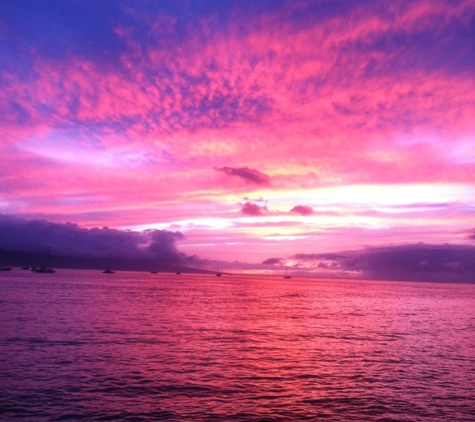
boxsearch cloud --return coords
[217,166,270,185]
[292,243,475,281]
[346,244,475,275]
[262,257,283,265]
[290,205,313,215]
[145,229,186,262]
[467,229,475,240]
[293,253,345,261]
[241,202,266,216]
[444,261,461,269]
[0,214,189,264]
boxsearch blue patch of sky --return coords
[1,0,131,66]
[5,101,30,125]
[44,126,108,151]
[355,17,475,77]
[439,15,475,75]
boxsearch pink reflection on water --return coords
[1,271,474,420]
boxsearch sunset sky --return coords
[1,0,474,278]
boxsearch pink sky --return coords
[1,0,474,274]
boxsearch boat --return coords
[33,265,56,273]
[215,264,222,277]
[0,266,12,271]
[103,256,115,274]
[32,248,55,273]
[283,266,292,279]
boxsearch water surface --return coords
[1,270,474,421]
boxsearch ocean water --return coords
[1,270,474,421]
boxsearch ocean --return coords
[1,270,474,421]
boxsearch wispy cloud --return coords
[217,166,271,185]
[262,257,284,265]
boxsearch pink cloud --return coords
[290,205,313,215]
[241,202,266,216]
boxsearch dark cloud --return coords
[317,262,335,269]
[146,229,185,262]
[467,229,475,240]
[343,244,475,275]
[217,166,270,185]
[262,257,283,265]
[290,205,313,215]
[241,202,266,216]
[293,244,475,282]
[294,253,345,261]
[0,214,188,264]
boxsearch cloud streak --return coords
[262,257,284,265]
[217,166,271,185]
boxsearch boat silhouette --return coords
[103,256,115,274]
[33,265,56,273]
[32,248,55,273]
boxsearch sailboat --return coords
[103,256,115,274]
[215,263,222,277]
[32,248,55,273]
[283,266,292,279]
[33,266,56,273]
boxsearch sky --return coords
[1,0,475,279]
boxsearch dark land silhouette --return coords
[0,249,213,274]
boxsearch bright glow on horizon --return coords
[265,184,474,207]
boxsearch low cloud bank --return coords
[289,244,475,282]
[0,214,198,268]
